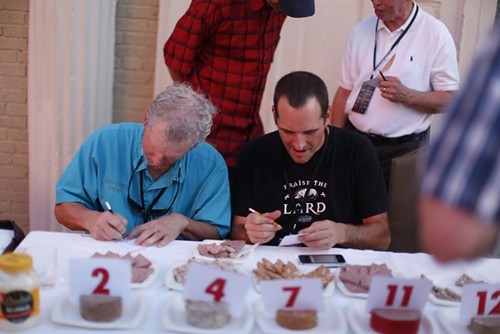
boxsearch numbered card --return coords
[68,258,132,306]
[183,262,251,317]
[366,277,431,312]
[460,283,500,325]
[260,278,324,317]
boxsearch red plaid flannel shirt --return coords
[164,0,286,167]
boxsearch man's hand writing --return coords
[89,211,127,241]
[244,210,282,244]
[126,213,187,247]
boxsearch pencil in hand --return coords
[248,208,281,229]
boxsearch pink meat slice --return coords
[132,267,154,283]
[133,253,152,268]
[123,253,136,265]
[220,240,246,252]
[340,264,393,293]
[197,244,232,258]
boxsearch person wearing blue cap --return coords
[163,0,314,181]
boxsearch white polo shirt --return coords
[338,3,460,137]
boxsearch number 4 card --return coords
[366,277,432,312]
[183,262,251,317]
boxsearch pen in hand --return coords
[379,70,388,81]
[104,201,127,238]
[248,208,281,229]
[104,201,114,214]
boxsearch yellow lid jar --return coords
[0,253,40,332]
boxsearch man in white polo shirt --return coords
[331,0,459,187]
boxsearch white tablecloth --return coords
[13,231,500,333]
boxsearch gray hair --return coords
[145,83,216,145]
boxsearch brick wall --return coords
[0,0,29,233]
[113,0,159,123]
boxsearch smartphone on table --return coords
[298,254,346,267]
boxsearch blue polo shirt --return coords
[55,123,231,238]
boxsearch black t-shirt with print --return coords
[233,126,388,246]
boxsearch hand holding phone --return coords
[298,254,346,267]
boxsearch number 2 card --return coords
[68,258,132,305]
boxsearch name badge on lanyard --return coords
[352,5,419,115]
[352,78,380,114]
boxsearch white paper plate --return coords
[335,264,397,299]
[437,307,469,334]
[347,302,438,334]
[424,274,462,306]
[253,265,336,297]
[131,261,159,289]
[192,239,255,264]
[254,298,347,333]
[164,260,245,292]
[51,291,147,329]
[335,274,369,299]
[164,261,187,291]
[424,273,486,307]
[161,294,254,334]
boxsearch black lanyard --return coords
[128,156,181,223]
[372,5,419,73]
[282,128,329,232]
[139,171,168,219]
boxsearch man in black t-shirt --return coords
[230,71,390,250]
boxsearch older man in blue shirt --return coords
[55,84,230,247]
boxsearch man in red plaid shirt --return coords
[164,0,315,170]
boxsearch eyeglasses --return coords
[127,156,181,224]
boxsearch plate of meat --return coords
[91,251,158,289]
[336,263,394,298]
[252,258,336,297]
[194,240,255,264]
[161,294,254,334]
[421,273,486,307]
[165,257,244,291]
[347,301,439,334]
[255,298,347,334]
[51,290,147,329]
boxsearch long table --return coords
[14,231,500,333]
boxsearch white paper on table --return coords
[78,234,145,253]
[114,238,145,253]
[279,234,307,246]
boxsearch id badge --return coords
[352,78,379,114]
